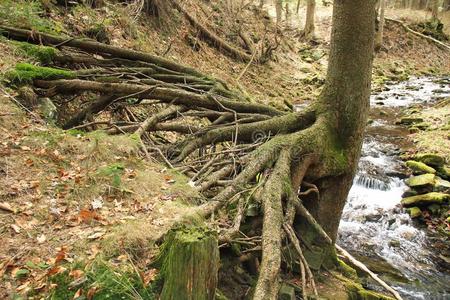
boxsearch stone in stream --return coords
[401,192,450,207]
[407,206,422,218]
[405,173,436,188]
[405,160,436,174]
[414,153,445,167]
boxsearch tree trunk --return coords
[431,0,439,20]
[375,0,386,50]
[159,227,219,300]
[306,0,377,241]
[304,0,316,39]
[275,0,283,26]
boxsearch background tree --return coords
[303,0,316,39]
[376,0,387,50]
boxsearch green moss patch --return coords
[13,41,58,64]
[5,63,75,84]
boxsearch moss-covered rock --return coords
[414,153,445,167]
[344,277,394,300]
[405,173,436,188]
[278,283,295,300]
[401,192,450,207]
[437,166,450,180]
[398,117,424,125]
[38,97,57,122]
[405,160,436,175]
[407,206,422,218]
[5,63,75,85]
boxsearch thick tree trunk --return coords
[307,0,377,241]
[159,227,219,300]
[304,0,316,39]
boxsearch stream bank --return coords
[338,76,450,299]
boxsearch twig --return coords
[335,244,403,300]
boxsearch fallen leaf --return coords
[87,231,105,240]
[73,288,82,299]
[87,286,98,300]
[142,268,158,286]
[0,202,15,213]
[69,269,85,279]
[11,224,21,233]
[37,234,46,244]
[47,266,67,276]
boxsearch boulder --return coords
[405,160,436,175]
[407,207,422,218]
[405,173,436,188]
[401,192,450,207]
[414,153,445,167]
[278,283,295,300]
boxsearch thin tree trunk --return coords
[303,0,316,39]
[375,0,386,50]
[431,0,439,20]
[275,0,283,26]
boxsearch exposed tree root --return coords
[1,21,380,299]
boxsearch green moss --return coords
[13,41,58,64]
[407,206,422,218]
[338,258,358,280]
[414,153,445,167]
[405,160,436,175]
[5,63,75,85]
[401,192,449,207]
[343,276,394,300]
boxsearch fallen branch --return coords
[385,18,450,51]
[170,0,253,62]
[335,244,403,300]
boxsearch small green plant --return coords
[5,63,75,85]
[98,163,125,189]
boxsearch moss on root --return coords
[5,63,75,84]
[13,41,59,64]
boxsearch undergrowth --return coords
[0,0,62,33]
[49,258,157,300]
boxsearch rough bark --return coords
[309,0,377,241]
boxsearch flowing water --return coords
[338,77,450,299]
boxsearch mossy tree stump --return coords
[159,227,219,300]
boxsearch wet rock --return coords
[414,153,445,167]
[401,192,450,207]
[407,206,422,218]
[405,173,436,188]
[389,239,401,247]
[402,189,418,198]
[364,213,383,222]
[405,160,436,175]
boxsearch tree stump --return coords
[159,227,219,300]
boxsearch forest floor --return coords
[0,1,449,299]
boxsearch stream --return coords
[338,77,450,299]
